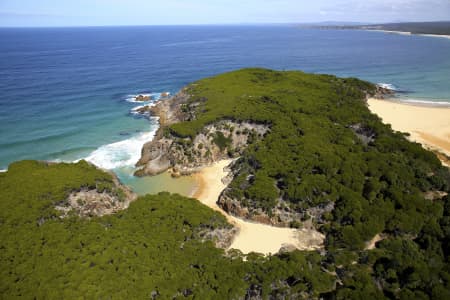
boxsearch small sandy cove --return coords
[368,98,450,159]
[193,159,324,255]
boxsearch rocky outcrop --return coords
[372,84,395,99]
[136,120,269,177]
[134,90,270,177]
[217,191,306,227]
[197,226,239,249]
[149,88,193,126]
[349,123,376,145]
[135,105,153,114]
[135,94,152,101]
[135,137,173,176]
[134,88,326,229]
[134,89,191,176]
[55,174,136,218]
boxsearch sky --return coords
[0,0,449,27]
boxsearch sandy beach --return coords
[371,30,450,39]
[193,160,324,255]
[368,98,450,160]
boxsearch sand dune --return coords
[193,160,324,255]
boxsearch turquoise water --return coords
[0,26,449,192]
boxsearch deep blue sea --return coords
[1,26,449,191]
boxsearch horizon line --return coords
[1,20,449,29]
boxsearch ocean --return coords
[1,25,449,193]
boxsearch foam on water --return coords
[84,91,166,171]
[85,123,158,170]
[377,82,399,91]
[130,104,155,116]
[2,27,450,171]
[396,98,450,107]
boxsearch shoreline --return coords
[369,29,450,39]
[192,159,324,255]
[378,95,450,108]
[367,98,450,162]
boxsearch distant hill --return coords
[299,21,368,26]
[309,21,450,36]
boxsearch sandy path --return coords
[193,160,324,255]
[368,98,450,158]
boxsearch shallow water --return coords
[0,26,449,192]
[115,166,198,196]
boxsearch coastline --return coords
[192,159,324,255]
[370,29,450,39]
[367,98,450,163]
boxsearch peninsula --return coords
[307,21,450,38]
[2,69,449,299]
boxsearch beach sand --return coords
[371,30,450,39]
[368,98,450,160]
[193,160,324,255]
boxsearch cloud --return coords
[0,10,64,18]
[320,0,450,15]
[317,0,450,22]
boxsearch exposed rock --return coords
[198,226,239,249]
[371,85,395,99]
[278,243,298,253]
[134,94,152,101]
[217,160,308,227]
[423,190,448,201]
[217,193,250,218]
[55,174,136,218]
[217,191,308,227]
[245,284,263,300]
[134,88,322,231]
[160,92,170,98]
[135,89,270,177]
[306,201,335,224]
[135,105,152,114]
[135,138,173,176]
[349,123,376,145]
[148,89,192,126]
[295,228,326,250]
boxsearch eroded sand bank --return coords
[193,160,324,255]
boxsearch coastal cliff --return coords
[133,69,448,235]
[134,72,398,227]
[134,89,270,177]
[3,69,450,299]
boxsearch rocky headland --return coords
[133,82,397,228]
[134,89,270,177]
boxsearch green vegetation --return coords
[1,69,450,298]
[314,21,450,36]
[212,131,232,151]
[0,160,335,298]
[169,68,450,297]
